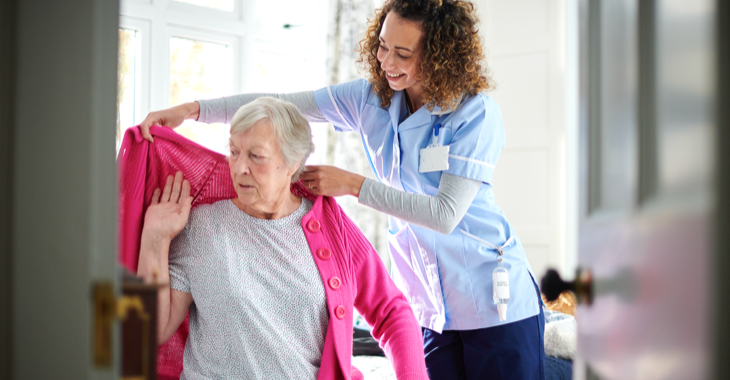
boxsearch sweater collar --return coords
[291,180,318,202]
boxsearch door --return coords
[2,0,120,379]
[575,0,717,379]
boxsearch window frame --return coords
[118,16,151,128]
[118,0,329,128]
[164,26,243,107]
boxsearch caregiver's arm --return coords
[198,91,326,124]
[358,173,481,235]
[138,91,325,142]
[136,172,194,345]
[303,166,482,235]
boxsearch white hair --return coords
[229,97,314,182]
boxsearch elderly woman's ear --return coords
[289,159,305,182]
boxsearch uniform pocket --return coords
[459,232,502,314]
[386,225,415,301]
[460,231,539,324]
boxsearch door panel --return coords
[10,0,119,379]
[576,0,716,379]
[655,1,715,197]
[593,0,638,212]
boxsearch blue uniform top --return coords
[313,79,539,332]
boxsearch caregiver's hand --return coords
[138,102,201,142]
[141,171,193,245]
[300,166,366,198]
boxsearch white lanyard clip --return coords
[491,237,513,321]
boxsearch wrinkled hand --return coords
[300,165,366,198]
[142,171,193,243]
[138,102,200,142]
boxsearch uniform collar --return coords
[429,94,465,116]
[390,92,466,132]
[393,91,465,117]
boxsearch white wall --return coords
[473,0,578,279]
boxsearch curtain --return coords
[324,0,389,269]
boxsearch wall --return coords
[473,0,577,279]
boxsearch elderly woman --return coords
[136,98,428,380]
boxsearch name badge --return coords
[419,123,449,173]
[419,145,450,173]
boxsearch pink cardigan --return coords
[118,126,428,380]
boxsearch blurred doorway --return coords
[574,0,727,379]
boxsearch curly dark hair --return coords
[358,0,493,111]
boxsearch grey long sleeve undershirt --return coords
[197,92,483,235]
[359,173,482,235]
[197,91,327,124]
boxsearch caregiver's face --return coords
[228,121,296,214]
[377,11,424,93]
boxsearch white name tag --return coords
[419,145,450,173]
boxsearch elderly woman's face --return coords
[377,11,424,94]
[228,120,297,212]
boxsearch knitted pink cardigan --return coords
[118,126,428,380]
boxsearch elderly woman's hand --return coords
[142,171,193,244]
[300,165,366,198]
[138,102,200,142]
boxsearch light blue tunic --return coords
[313,79,539,332]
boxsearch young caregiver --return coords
[140,0,545,378]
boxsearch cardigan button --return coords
[328,276,341,290]
[335,305,346,319]
[307,219,321,232]
[317,247,332,260]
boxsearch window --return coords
[169,34,236,154]
[117,16,150,151]
[117,0,328,153]
[169,37,233,108]
[117,28,138,144]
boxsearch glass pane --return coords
[250,50,310,92]
[170,37,233,154]
[655,1,714,197]
[173,0,234,12]
[117,28,139,147]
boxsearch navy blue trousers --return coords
[422,283,545,380]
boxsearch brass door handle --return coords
[92,281,151,380]
[93,282,116,368]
